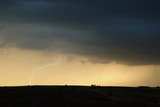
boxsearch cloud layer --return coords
[0,0,160,65]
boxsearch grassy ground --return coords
[0,86,160,107]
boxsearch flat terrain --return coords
[0,86,160,107]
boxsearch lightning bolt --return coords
[28,55,62,85]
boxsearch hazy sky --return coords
[0,0,160,86]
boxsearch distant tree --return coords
[91,84,100,87]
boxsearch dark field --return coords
[0,86,160,107]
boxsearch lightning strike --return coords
[28,55,62,85]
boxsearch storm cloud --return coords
[0,0,160,65]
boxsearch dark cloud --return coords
[0,0,160,65]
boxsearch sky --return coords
[0,0,160,86]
